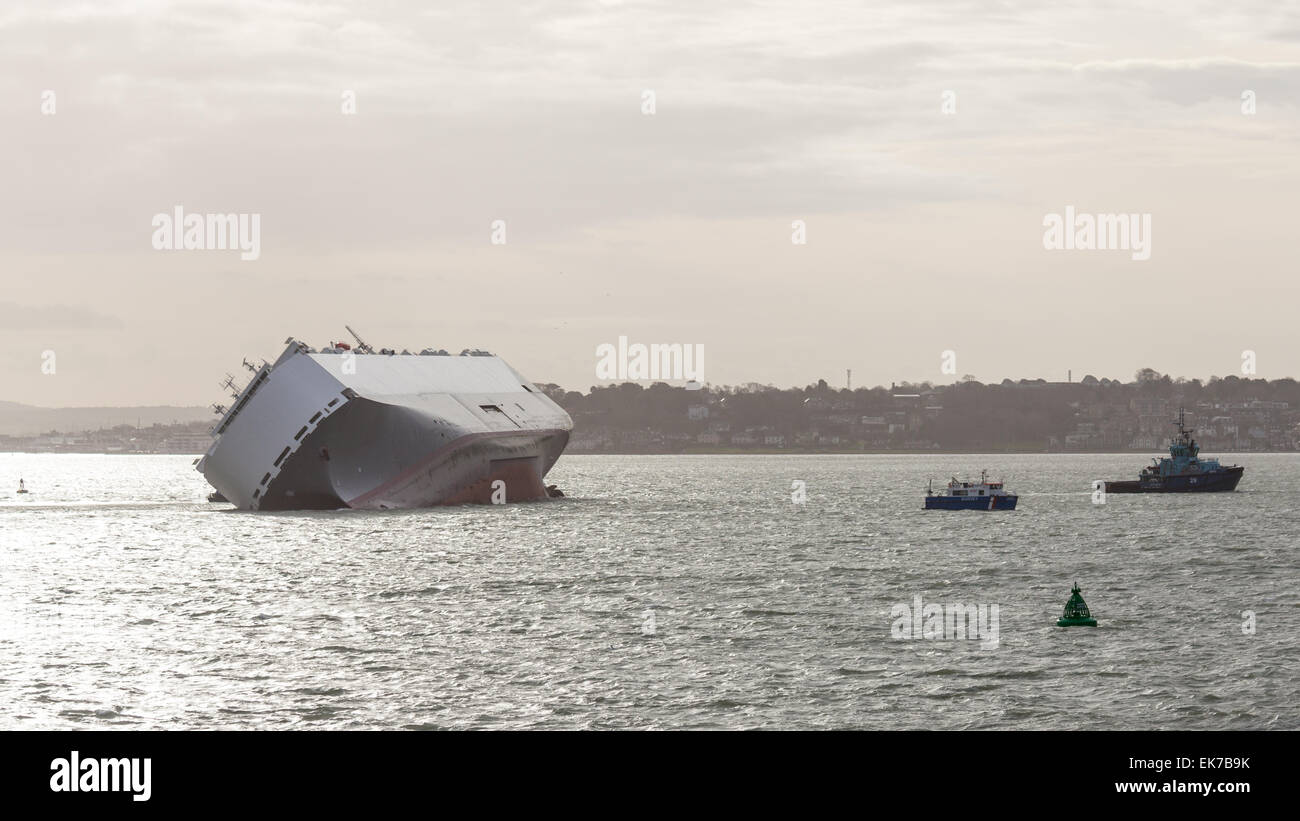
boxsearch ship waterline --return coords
[197,338,573,510]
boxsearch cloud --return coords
[3,1,1300,402]
[1073,57,1300,107]
[0,302,124,330]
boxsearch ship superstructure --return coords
[197,334,572,510]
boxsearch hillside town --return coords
[545,369,1300,454]
[4,369,1300,455]
[0,420,214,454]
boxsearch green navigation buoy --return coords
[1057,582,1098,627]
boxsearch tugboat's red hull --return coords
[1104,466,1243,493]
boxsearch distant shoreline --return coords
[3,449,1297,457]
[571,449,1296,456]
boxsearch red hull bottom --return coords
[439,456,550,505]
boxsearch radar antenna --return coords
[345,325,375,354]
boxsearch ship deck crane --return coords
[345,325,375,354]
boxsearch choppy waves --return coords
[0,452,1297,729]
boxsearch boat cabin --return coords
[931,470,1011,497]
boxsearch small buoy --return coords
[1057,582,1097,627]
[16,478,28,494]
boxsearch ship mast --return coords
[1170,406,1198,460]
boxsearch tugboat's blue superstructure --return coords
[925,470,1018,510]
[1104,408,1243,493]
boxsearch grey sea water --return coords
[0,452,1295,730]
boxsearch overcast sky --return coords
[3,0,1300,406]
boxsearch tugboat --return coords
[1057,582,1097,627]
[1104,408,1243,493]
[924,470,1018,510]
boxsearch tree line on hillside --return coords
[537,369,1300,450]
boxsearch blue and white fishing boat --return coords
[924,470,1018,510]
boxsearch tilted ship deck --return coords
[197,334,572,510]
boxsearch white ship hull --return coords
[197,339,572,510]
